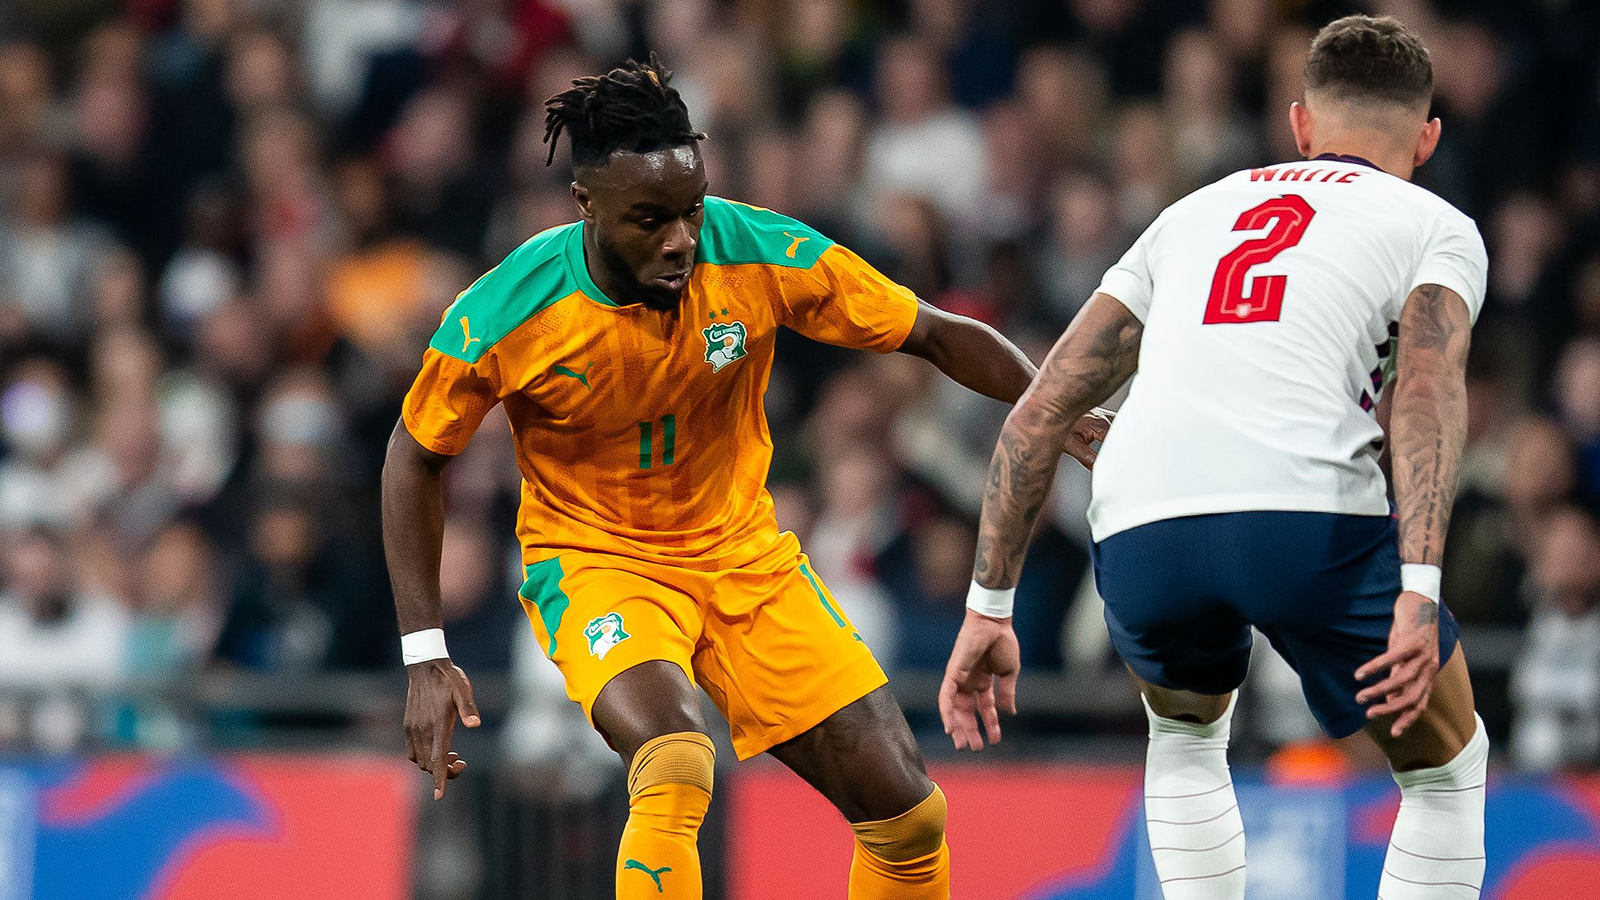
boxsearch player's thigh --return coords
[592,660,709,766]
[1364,649,1478,772]
[693,548,888,762]
[1092,517,1253,697]
[766,684,933,824]
[519,554,703,753]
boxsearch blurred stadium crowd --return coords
[0,0,1599,772]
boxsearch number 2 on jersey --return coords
[1204,194,1316,324]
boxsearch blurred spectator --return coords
[0,149,111,346]
[1014,45,1107,171]
[861,35,987,229]
[805,445,901,670]
[385,86,494,257]
[116,518,226,748]
[326,156,433,361]
[0,359,83,531]
[157,180,243,339]
[878,512,977,671]
[1040,172,1124,323]
[0,527,129,749]
[1445,415,1574,626]
[0,43,53,165]
[1163,28,1258,189]
[215,489,391,672]
[1555,337,1600,498]
[129,518,225,675]
[1511,505,1600,772]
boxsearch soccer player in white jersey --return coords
[940,15,1488,900]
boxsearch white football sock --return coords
[1378,714,1488,899]
[1143,693,1246,900]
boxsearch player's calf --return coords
[847,783,949,900]
[594,662,716,899]
[769,686,951,899]
[1142,691,1246,900]
[616,731,716,899]
[1369,653,1487,900]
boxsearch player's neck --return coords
[1305,137,1415,181]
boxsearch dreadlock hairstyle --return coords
[543,54,707,168]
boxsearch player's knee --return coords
[1137,673,1237,727]
[627,731,716,812]
[1392,712,1488,782]
[1143,691,1236,738]
[851,784,947,863]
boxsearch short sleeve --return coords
[1095,218,1160,321]
[1409,210,1488,322]
[781,244,921,352]
[401,348,501,456]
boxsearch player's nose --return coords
[661,219,697,262]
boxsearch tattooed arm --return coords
[1355,283,1472,738]
[972,294,1144,590]
[939,294,1143,750]
[1389,283,1472,567]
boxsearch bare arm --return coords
[972,294,1144,590]
[382,422,453,633]
[1389,283,1472,567]
[1355,283,1472,737]
[382,420,479,798]
[897,300,1037,403]
[939,293,1142,751]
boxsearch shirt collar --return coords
[1313,152,1386,173]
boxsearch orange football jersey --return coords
[402,197,920,568]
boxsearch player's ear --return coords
[572,181,594,221]
[1413,117,1442,169]
[1289,102,1314,158]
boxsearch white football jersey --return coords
[1087,157,1487,541]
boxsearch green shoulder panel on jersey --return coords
[429,223,581,363]
[698,197,835,269]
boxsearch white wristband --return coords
[1400,564,1442,603]
[966,581,1016,618]
[401,628,450,665]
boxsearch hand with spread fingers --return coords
[939,609,1021,751]
[404,659,481,799]
[1356,591,1440,737]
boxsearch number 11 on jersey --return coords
[1204,194,1316,324]
[639,414,676,469]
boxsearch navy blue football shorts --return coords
[1090,510,1459,738]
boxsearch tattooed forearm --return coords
[1390,284,1472,567]
[972,295,1143,589]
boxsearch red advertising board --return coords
[13,754,414,900]
[728,760,1141,900]
[728,760,1600,900]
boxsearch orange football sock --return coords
[847,784,950,900]
[616,732,715,899]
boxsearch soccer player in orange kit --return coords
[382,57,1107,899]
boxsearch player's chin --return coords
[637,284,686,311]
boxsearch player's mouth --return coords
[652,266,692,291]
